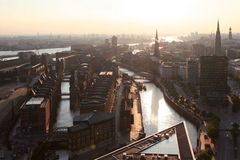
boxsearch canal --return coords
[54,67,198,151]
[119,67,198,149]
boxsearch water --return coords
[54,67,198,150]
[0,46,71,56]
[119,67,197,149]
[54,77,75,128]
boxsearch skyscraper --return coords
[215,20,222,55]
[154,29,160,56]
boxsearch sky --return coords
[0,0,240,35]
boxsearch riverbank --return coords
[129,80,145,141]
[118,63,202,129]
[154,78,202,129]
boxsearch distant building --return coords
[159,62,178,79]
[229,27,233,40]
[199,56,228,104]
[112,36,117,49]
[192,44,206,57]
[154,29,160,56]
[20,97,51,134]
[104,39,110,49]
[68,111,115,151]
[18,51,35,61]
[187,59,199,86]
[226,49,240,59]
[178,63,186,81]
[30,54,40,66]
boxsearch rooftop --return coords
[95,122,194,160]
[25,97,44,106]
[73,111,114,125]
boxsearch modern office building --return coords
[199,56,228,104]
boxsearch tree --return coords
[196,151,211,160]
[207,119,220,140]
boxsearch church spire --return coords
[229,27,233,40]
[154,29,160,56]
[155,29,158,41]
[215,20,222,55]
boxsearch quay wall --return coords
[154,79,202,129]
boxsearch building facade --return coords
[200,56,228,104]
[68,111,115,151]
[20,97,51,134]
[187,59,199,86]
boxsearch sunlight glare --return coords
[121,0,195,24]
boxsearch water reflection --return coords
[120,67,197,149]
[140,83,197,149]
[54,100,74,128]
[54,79,75,128]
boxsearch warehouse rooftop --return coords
[95,121,194,160]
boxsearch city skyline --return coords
[1,0,240,35]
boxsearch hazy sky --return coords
[0,0,240,35]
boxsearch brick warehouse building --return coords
[68,111,115,151]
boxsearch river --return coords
[0,46,71,56]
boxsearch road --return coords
[199,99,240,160]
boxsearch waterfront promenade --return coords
[114,75,145,145]
[129,80,144,141]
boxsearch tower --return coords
[111,35,118,53]
[154,29,160,56]
[215,20,222,55]
[111,36,117,48]
[229,27,233,40]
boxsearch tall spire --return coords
[229,27,233,40]
[155,29,158,41]
[154,29,160,56]
[215,20,222,55]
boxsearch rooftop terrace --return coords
[95,122,194,160]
